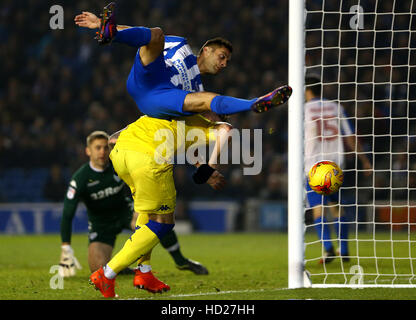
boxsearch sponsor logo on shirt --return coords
[87,180,100,187]
[90,184,124,200]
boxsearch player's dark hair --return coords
[305,74,322,97]
[87,130,109,146]
[199,37,233,55]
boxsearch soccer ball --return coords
[308,160,344,195]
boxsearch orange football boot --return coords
[133,268,170,294]
[89,267,116,298]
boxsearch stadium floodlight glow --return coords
[289,0,416,288]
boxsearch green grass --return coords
[0,233,415,300]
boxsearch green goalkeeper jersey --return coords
[60,162,133,243]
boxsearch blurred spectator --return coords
[0,0,413,206]
[43,164,68,202]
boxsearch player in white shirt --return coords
[304,75,372,264]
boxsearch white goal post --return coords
[288,0,416,288]
[288,0,306,289]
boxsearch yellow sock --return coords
[134,213,153,267]
[107,224,159,274]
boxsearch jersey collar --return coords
[89,161,109,173]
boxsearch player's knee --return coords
[183,98,206,112]
[146,220,174,240]
[312,206,323,219]
[184,93,216,113]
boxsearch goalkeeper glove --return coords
[59,245,82,277]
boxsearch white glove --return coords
[59,245,82,277]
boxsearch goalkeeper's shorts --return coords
[87,211,133,247]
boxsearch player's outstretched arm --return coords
[75,11,132,31]
[108,127,127,151]
[205,122,230,190]
[192,162,226,191]
[208,122,233,169]
[59,179,83,277]
[90,2,164,65]
[74,11,100,29]
[189,112,230,190]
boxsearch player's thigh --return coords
[312,206,324,219]
[124,150,176,214]
[109,148,136,196]
[140,89,221,118]
[140,88,192,118]
[306,182,327,217]
[306,188,326,220]
[183,91,218,113]
[328,200,343,218]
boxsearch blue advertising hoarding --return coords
[0,203,88,234]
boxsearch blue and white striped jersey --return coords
[163,36,204,92]
[126,35,203,119]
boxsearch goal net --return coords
[293,0,416,288]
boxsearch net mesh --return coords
[303,0,416,286]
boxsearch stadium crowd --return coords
[1,0,415,207]
[0,0,289,205]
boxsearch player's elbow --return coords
[218,123,233,132]
[150,27,165,46]
[216,123,233,143]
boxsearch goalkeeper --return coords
[59,131,208,277]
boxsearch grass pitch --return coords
[0,232,415,300]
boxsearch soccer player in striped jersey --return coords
[74,3,292,119]
[59,131,208,278]
[304,75,372,264]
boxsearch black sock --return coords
[160,230,188,266]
